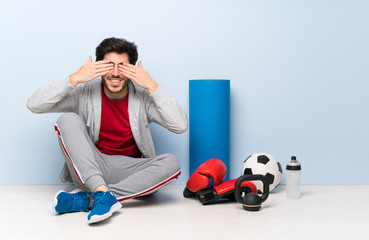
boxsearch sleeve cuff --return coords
[150,87,168,106]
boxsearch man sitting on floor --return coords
[27,37,188,223]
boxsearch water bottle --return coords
[286,156,301,199]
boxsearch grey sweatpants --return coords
[54,113,181,201]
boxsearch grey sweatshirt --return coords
[27,77,188,159]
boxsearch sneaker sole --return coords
[53,189,84,212]
[87,202,122,224]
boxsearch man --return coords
[27,37,188,224]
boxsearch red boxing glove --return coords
[197,179,257,204]
[183,158,227,198]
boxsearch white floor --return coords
[1,184,368,240]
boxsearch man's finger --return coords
[138,60,142,69]
[119,65,136,74]
[96,63,114,70]
[96,70,110,76]
[87,56,93,63]
[122,62,136,68]
[97,66,114,73]
[95,60,112,65]
[121,69,135,79]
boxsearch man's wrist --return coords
[148,82,159,95]
[69,73,79,87]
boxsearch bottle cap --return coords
[286,156,301,170]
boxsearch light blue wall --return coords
[1,0,368,185]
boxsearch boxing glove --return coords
[183,158,227,198]
[196,178,257,205]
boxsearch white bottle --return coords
[286,156,301,199]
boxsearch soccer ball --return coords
[241,153,283,193]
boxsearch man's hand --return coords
[69,56,113,87]
[119,60,159,94]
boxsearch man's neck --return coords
[103,86,128,102]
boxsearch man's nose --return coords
[113,65,119,76]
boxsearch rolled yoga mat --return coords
[189,79,230,180]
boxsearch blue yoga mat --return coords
[189,79,230,180]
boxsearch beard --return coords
[101,75,129,95]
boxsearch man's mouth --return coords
[109,79,122,86]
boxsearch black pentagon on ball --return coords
[277,162,283,173]
[243,168,253,175]
[265,173,275,185]
[257,155,270,165]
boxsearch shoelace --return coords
[91,191,110,208]
[71,192,91,212]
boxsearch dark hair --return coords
[95,37,138,64]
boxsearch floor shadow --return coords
[122,191,180,208]
[270,185,284,194]
[88,211,123,227]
